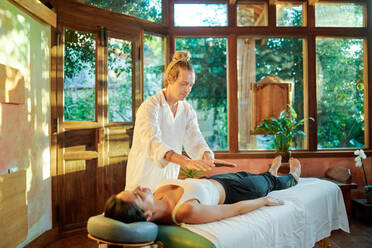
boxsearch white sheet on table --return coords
[181,178,349,248]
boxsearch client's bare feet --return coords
[269,155,282,176]
[289,158,301,182]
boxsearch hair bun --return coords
[172,51,190,62]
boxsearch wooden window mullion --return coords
[228,34,238,152]
[366,0,372,148]
[307,2,317,151]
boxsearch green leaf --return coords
[180,168,205,178]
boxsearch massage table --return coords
[87,178,349,248]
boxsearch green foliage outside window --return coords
[85,0,162,23]
[276,4,303,26]
[317,38,364,148]
[64,29,95,80]
[144,34,164,99]
[176,38,228,150]
[316,3,364,27]
[64,29,96,121]
[108,38,132,122]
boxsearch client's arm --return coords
[176,197,283,224]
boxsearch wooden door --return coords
[55,26,141,232]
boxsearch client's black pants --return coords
[206,172,297,204]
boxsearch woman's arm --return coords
[176,197,283,224]
[164,151,214,171]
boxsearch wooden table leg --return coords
[316,237,329,248]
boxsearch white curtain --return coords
[237,38,256,149]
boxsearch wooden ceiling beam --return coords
[11,0,56,27]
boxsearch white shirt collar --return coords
[159,89,167,107]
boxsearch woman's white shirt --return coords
[125,90,213,191]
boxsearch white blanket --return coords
[181,178,349,248]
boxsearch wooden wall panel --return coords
[96,157,127,213]
[0,170,28,247]
[63,129,96,152]
[61,159,96,231]
[95,126,130,213]
[107,126,131,158]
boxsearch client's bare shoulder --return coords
[175,200,200,224]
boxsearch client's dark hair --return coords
[104,195,146,223]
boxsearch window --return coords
[144,34,166,99]
[64,29,96,121]
[276,2,304,27]
[171,0,368,153]
[81,0,162,23]
[237,2,267,26]
[315,3,364,27]
[107,37,132,122]
[174,3,227,26]
[175,37,228,150]
[316,38,365,148]
[60,0,370,154]
[238,37,304,150]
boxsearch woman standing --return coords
[125,51,215,191]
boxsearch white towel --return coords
[181,178,349,248]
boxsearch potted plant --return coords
[255,106,313,163]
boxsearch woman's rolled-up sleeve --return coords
[183,106,214,160]
[135,101,171,168]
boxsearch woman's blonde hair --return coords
[165,51,194,87]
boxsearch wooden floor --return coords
[47,217,372,248]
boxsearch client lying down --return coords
[104,156,301,225]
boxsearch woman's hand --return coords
[184,159,214,171]
[202,151,214,163]
[213,159,238,167]
[164,150,215,171]
[264,197,284,206]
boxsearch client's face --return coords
[117,186,154,212]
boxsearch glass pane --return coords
[175,38,227,150]
[108,38,132,122]
[174,4,227,26]
[81,0,162,23]
[315,3,364,27]
[237,2,267,26]
[144,34,165,99]
[276,3,303,27]
[237,37,304,150]
[64,29,96,121]
[316,38,364,148]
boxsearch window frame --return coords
[169,0,371,158]
[57,0,372,158]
